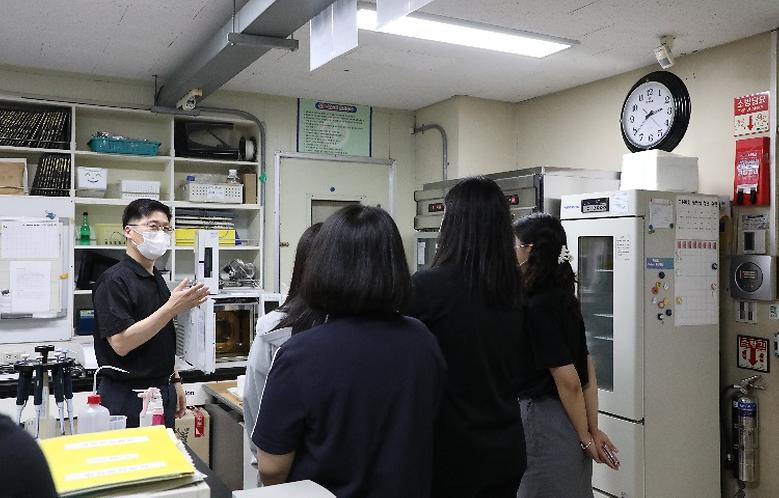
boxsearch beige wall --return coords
[0,65,418,284]
[414,95,515,186]
[514,33,772,197]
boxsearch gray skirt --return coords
[517,396,593,498]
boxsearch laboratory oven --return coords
[413,167,620,271]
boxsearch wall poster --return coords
[297,99,372,156]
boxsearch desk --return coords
[203,381,242,415]
[202,381,257,491]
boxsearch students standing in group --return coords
[242,222,322,437]
[252,205,446,498]
[407,176,526,498]
[513,212,619,498]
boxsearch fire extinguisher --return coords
[724,375,765,488]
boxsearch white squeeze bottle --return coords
[79,394,111,434]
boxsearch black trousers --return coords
[97,377,177,428]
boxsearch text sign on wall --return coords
[737,334,769,373]
[734,92,770,136]
[297,99,372,156]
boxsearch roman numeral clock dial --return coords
[620,71,691,152]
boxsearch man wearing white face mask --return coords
[92,199,210,428]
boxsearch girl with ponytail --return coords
[513,212,619,498]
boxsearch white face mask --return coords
[131,229,170,260]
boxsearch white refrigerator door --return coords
[181,301,216,374]
[592,412,644,497]
[563,217,644,421]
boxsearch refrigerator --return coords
[560,190,720,497]
[413,167,620,271]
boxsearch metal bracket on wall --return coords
[227,33,298,51]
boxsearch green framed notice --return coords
[297,98,372,156]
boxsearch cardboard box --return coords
[242,173,257,204]
[174,407,210,466]
[0,158,27,195]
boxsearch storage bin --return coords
[94,223,125,246]
[107,180,161,200]
[76,167,107,197]
[181,182,243,204]
[175,228,236,246]
[87,136,161,156]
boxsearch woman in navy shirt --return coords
[253,205,446,498]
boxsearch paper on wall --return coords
[9,260,51,313]
[0,220,60,259]
[674,240,718,326]
[649,198,674,229]
[675,195,719,240]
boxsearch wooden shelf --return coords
[74,244,126,250]
[173,201,260,210]
[75,197,173,206]
[0,145,71,155]
[174,245,261,251]
[74,150,172,164]
[174,156,258,167]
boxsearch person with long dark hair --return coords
[243,222,322,439]
[407,176,526,498]
[513,212,619,498]
[252,205,446,497]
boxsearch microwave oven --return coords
[177,290,284,373]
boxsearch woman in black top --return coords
[513,213,619,498]
[253,205,446,498]
[407,177,526,498]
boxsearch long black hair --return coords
[513,212,581,319]
[276,222,324,333]
[301,204,410,315]
[432,176,522,307]
[281,222,322,309]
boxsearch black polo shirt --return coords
[92,253,175,381]
[253,314,446,498]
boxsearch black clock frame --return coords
[620,71,691,153]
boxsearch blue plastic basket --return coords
[87,136,161,156]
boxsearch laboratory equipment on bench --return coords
[561,190,720,498]
[137,387,164,427]
[78,394,110,434]
[413,167,620,270]
[220,258,258,288]
[13,345,80,438]
[195,229,220,292]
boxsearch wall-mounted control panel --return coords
[731,255,777,300]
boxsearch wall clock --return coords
[620,71,691,152]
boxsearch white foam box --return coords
[620,150,698,192]
[76,167,107,197]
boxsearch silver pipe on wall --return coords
[412,123,448,182]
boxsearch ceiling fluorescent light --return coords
[356,7,575,58]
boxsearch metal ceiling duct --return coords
[157,0,335,108]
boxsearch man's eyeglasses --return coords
[127,223,174,234]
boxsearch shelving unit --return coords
[0,95,264,337]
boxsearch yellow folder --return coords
[39,426,195,496]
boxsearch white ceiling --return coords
[1,1,778,110]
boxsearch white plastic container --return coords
[78,394,111,434]
[620,150,698,192]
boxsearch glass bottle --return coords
[79,212,91,245]
[226,169,240,184]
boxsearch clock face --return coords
[621,81,675,149]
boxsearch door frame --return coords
[274,151,397,292]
